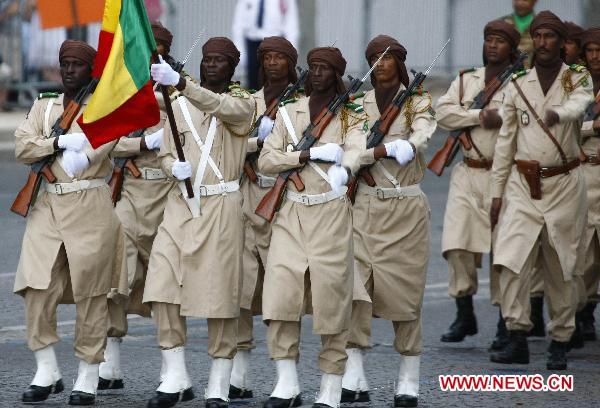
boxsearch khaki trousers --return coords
[499,226,577,342]
[25,246,108,364]
[267,320,347,375]
[237,308,255,350]
[107,298,128,338]
[530,249,545,297]
[152,302,237,358]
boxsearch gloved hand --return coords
[384,139,414,166]
[57,132,88,152]
[479,108,503,129]
[310,143,343,164]
[62,149,89,177]
[150,55,181,86]
[257,116,275,142]
[490,197,502,231]
[327,165,348,194]
[171,160,192,180]
[144,128,164,150]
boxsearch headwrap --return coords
[151,21,173,53]
[365,34,410,88]
[305,47,347,96]
[483,20,522,66]
[529,10,568,39]
[200,37,240,83]
[564,21,585,46]
[257,36,298,87]
[581,27,600,50]
[59,40,96,68]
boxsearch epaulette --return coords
[410,87,430,97]
[511,69,528,81]
[248,88,257,94]
[281,95,300,106]
[569,64,587,73]
[227,82,251,99]
[459,67,476,76]
[37,92,59,100]
[344,102,364,113]
[349,91,365,102]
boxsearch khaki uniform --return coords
[491,65,593,341]
[143,79,255,357]
[436,67,503,303]
[503,14,535,68]
[348,88,435,356]
[14,94,128,363]
[258,96,365,374]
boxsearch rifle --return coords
[255,47,390,222]
[243,66,308,182]
[347,40,450,203]
[427,51,528,176]
[10,78,99,217]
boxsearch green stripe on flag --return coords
[120,0,157,89]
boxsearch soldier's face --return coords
[371,53,398,84]
[585,43,600,74]
[564,40,581,65]
[513,0,536,17]
[60,56,92,93]
[533,28,564,63]
[309,61,336,92]
[262,51,290,84]
[484,34,512,65]
[201,53,232,85]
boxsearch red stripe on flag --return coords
[78,81,160,148]
[92,31,115,77]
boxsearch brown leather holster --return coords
[515,160,542,200]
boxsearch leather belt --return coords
[582,154,600,165]
[357,183,422,200]
[46,178,106,195]
[463,157,493,170]
[136,167,166,180]
[198,180,240,196]
[255,173,276,188]
[515,159,580,178]
[286,186,347,206]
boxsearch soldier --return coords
[258,46,365,408]
[232,36,299,400]
[502,0,537,68]
[145,37,255,408]
[341,35,436,408]
[98,21,174,392]
[489,11,593,370]
[14,40,127,405]
[564,21,585,66]
[436,21,521,350]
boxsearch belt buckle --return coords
[257,177,266,188]
[300,194,310,205]
[143,168,151,179]
[219,181,227,195]
[395,186,405,200]
[54,184,63,195]
[198,185,208,196]
[375,188,385,200]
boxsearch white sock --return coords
[157,347,192,393]
[396,355,420,397]
[271,359,300,399]
[31,346,61,387]
[73,360,99,395]
[206,358,233,400]
[315,373,342,407]
[230,350,250,389]
[99,337,122,380]
[341,348,369,392]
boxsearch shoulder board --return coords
[345,102,364,113]
[296,87,306,96]
[569,64,587,73]
[459,67,476,76]
[511,69,528,81]
[410,88,430,97]
[227,82,251,98]
[248,88,257,94]
[349,91,365,102]
[281,96,300,106]
[37,92,59,100]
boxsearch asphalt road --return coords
[0,120,599,407]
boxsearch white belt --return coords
[45,178,106,195]
[286,186,347,206]
[256,173,276,188]
[357,183,422,200]
[197,180,240,197]
[137,167,166,180]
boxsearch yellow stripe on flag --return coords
[101,0,121,34]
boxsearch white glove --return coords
[61,149,89,178]
[257,116,275,142]
[384,139,415,166]
[58,132,88,152]
[144,128,164,150]
[171,160,192,180]
[327,165,349,194]
[150,55,180,86]
[310,143,344,165]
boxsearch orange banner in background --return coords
[37,0,105,29]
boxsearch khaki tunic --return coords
[351,88,435,321]
[112,100,173,316]
[491,65,593,280]
[240,89,271,312]
[258,96,365,334]
[580,100,600,255]
[436,67,504,255]
[143,79,255,318]
[14,94,127,302]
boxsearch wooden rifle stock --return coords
[254,175,288,222]
[108,158,141,206]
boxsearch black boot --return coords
[22,379,64,403]
[581,303,597,341]
[567,312,585,351]
[228,384,253,399]
[527,297,546,337]
[147,388,195,408]
[394,394,418,407]
[489,310,509,351]
[440,296,477,342]
[206,398,228,407]
[490,330,529,364]
[547,340,568,370]
[341,388,370,403]
[68,391,95,406]
[98,377,124,390]
[263,394,303,408]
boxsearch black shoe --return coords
[440,296,477,342]
[228,384,253,399]
[340,387,370,403]
[527,297,546,337]
[147,388,195,408]
[312,404,333,408]
[22,379,64,403]
[581,303,597,341]
[490,330,529,364]
[394,394,418,407]
[547,340,568,370]
[68,391,95,406]
[489,310,509,351]
[206,398,228,407]
[263,394,302,408]
[567,312,585,351]
[98,377,124,390]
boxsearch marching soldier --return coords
[489,11,593,370]
[341,35,436,408]
[145,37,255,408]
[564,21,585,66]
[98,21,174,391]
[232,36,299,400]
[502,0,537,68]
[258,46,365,408]
[14,40,127,405]
[436,21,521,350]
